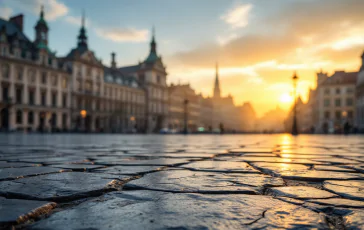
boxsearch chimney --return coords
[9,14,24,32]
[111,52,116,68]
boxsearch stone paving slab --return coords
[50,164,105,171]
[313,165,356,172]
[28,191,327,230]
[343,210,364,229]
[0,135,363,229]
[307,198,364,208]
[270,186,338,199]
[0,166,66,181]
[0,161,39,168]
[180,160,260,173]
[219,156,323,165]
[324,180,364,201]
[93,165,162,175]
[0,197,56,225]
[0,172,128,201]
[280,170,364,182]
[94,158,193,166]
[125,170,283,194]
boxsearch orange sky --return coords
[164,0,364,117]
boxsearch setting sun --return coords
[279,93,293,104]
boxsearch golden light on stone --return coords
[342,111,348,117]
[80,110,87,118]
[130,116,135,121]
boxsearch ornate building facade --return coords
[0,9,157,133]
[0,9,71,132]
[119,29,168,133]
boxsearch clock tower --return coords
[34,5,49,48]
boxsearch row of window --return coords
[324,110,354,120]
[104,85,144,103]
[15,110,68,127]
[1,64,68,88]
[2,86,68,107]
[75,98,144,114]
[324,87,354,95]
[324,98,354,107]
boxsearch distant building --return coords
[211,63,242,132]
[285,96,313,133]
[256,106,286,133]
[168,83,200,132]
[315,71,357,133]
[237,102,257,132]
[356,52,364,132]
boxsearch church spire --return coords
[77,10,88,49]
[150,26,156,54]
[213,62,221,98]
[144,26,159,63]
[40,5,44,19]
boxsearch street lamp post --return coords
[292,72,299,135]
[183,99,189,135]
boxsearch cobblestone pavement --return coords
[0,134,363,230]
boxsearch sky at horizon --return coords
[1,0,364,117]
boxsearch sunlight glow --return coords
[279,93,293,104]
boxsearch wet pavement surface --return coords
[0,134,363,229]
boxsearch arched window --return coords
[16,110,22,124]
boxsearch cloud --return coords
[9,0,68,20]
[221,3,253,28]
[64,15,91,27]
[0,7,12,19]
[95,28,149,43]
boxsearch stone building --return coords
[211,63,243,132]
[315,71,357,133]
[0,9,71,132]
[103,53,145,133]
[59,14,105,132]
[119,29,168,133]
[0,9,156,133]
[356,51,364,132]
[168,83,201,132]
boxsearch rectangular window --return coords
[17,68,23,80]
[347,87,354,94]
[28,90,35,105]
[335,111,341,120]
[41,72,47,84]
[324,99,330,107]
[41,91,46,106]
[51,75,57,86]
[16,110,22,124]
[52,92,57,107]
[28,111,34,124]
[62,76,68,89]
[348,111,353,119]
[16,88,22,104]
[335,99,341,107]
[346,98,353,106]
[62,94,67,107]
[324,88,330,95]
[324,111,330,119]
[335,88,341,94]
